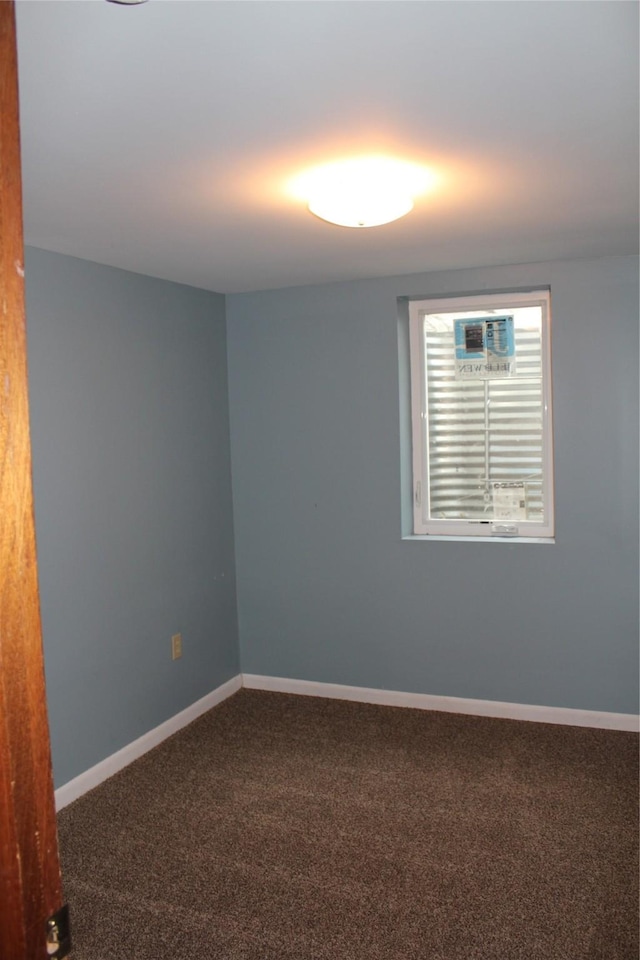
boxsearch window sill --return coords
[402,534,555,545]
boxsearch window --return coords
[409,291,554,540]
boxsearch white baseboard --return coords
[55,674,242,811]
[241,674,640,732]
[55,671,638,810]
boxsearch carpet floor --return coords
[57,690,639,960]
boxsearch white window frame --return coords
[409,290,554,540]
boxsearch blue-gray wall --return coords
[226,255,639,715]
[23,250,639,790]
[25,248,239,788]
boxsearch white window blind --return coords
[409,291,554,539]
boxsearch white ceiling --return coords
[15,0,639,294]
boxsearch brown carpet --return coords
[58,689,639,960]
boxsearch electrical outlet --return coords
[171,633,182,660]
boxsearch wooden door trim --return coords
[0,3,64,957]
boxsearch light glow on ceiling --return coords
[289,156,437,228]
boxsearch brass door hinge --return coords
[46,904,71,958]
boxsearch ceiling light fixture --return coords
[292,156,434,228]
[106,0,148,5]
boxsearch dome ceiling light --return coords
[292,157,436,228]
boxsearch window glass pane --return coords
[423,306,544,524]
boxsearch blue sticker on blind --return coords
[454,315,516,379]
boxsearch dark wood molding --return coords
[0,3,64,957]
